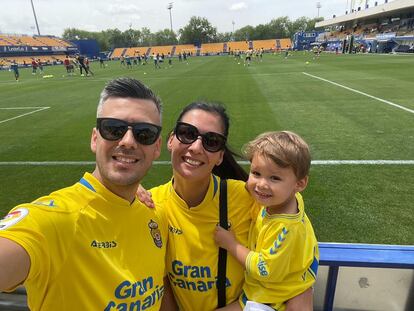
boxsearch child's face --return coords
[247,153,307,212]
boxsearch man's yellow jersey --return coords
[241,193,319,310]
[0,172,167,311]
[151,175,255,311]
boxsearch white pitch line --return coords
[302,72,414,114]
[0,160,413,166]
[0,107,50,124]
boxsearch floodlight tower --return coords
[167,2,173,33]
[30,0,41,35]
[232,20,235,41]
[316,2,322,18]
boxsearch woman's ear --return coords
[167,131,174,152]
[216,149,225,166]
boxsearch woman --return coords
[151,102,312,311]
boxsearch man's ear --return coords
[153,136,162,160]
[295,176,309,193]
[90,128,98,154]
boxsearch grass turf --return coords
[0,51,413,244]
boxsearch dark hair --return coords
[176,101,248,181]
[97,77,162,119]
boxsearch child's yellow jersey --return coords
[151,175,256,311]
[0,172,167,311]
[241,192,319,310]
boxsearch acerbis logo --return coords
[168,225,183,235]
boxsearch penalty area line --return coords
[0,160,413,166]
[302,72,414,115]
[0,107,51,124]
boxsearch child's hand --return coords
[214,226,237,251]
[136,184,154,208]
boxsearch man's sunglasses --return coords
[174,122,226,153]
[97,118,161,145]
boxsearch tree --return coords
[233,25,255,41]
[179,16,218,44]
[140,27,153,46]
[153,29,178,46]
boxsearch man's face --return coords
[91,97,161,197]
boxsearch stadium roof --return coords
[315,0,414,28]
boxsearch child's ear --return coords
[295,176,309,193]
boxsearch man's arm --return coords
[0,237,30,291]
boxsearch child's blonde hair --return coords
[243,131,311,179]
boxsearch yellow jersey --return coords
[241,193,319,310]
[151,175,255,311]
[0,172,167,311]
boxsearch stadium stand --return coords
[149,45,174,56]
[125,47,150,57]
[227,41,249,52]
[0,34,77,68]
[313,0,414,54]
[199,43,226,55]
[175,44,198,55]
[110,47,126,59]
[252,39,276,51]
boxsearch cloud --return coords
[107,3,141,15]
[229,2,248,11]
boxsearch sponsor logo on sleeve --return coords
[0,208,29,230]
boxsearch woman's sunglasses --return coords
[97,118,161,145]
[174,122,226,153]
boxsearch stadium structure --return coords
[0,35,78,68]
[313,0,414,53]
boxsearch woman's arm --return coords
[159,276,178,311]
[285,287,313,311]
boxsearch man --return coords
[10,60,19,82]
[76,54,89,76]
[0,78,167,310]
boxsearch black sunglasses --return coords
[97,118,161,145]
[174,122,226,153]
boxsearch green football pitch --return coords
[0,52,413,244]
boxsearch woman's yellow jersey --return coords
[151,175,256,311]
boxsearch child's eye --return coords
[251,171,260,177]
[270,176,281,182]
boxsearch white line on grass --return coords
[0,107,50,124]
[0,160,413,166]
[302,72,414,114]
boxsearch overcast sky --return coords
[0,0,394,37]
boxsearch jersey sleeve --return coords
[0,198,77,288]
[245,223,295,282]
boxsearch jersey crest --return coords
[148,219,163,248]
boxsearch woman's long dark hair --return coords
[176,101,248,181]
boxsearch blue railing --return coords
[318,242,414,311]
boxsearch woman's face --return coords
[168,109,225,183]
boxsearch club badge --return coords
[148,219,162,248]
